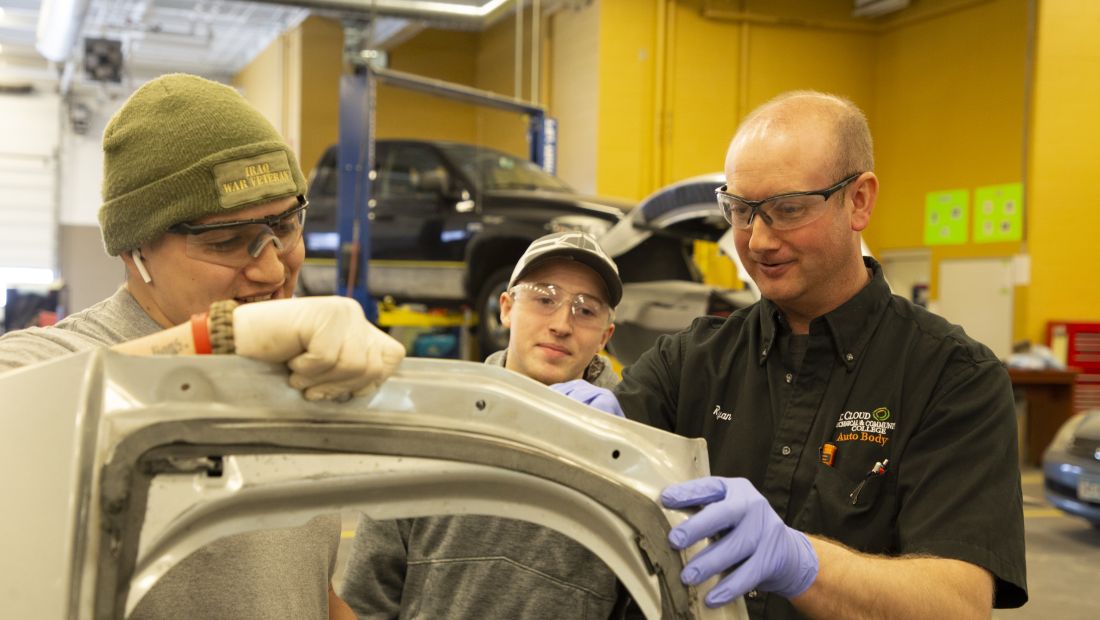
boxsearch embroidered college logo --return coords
[711,405,732,422]
[833,407,896,447]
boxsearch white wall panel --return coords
[0,91,60,155]
[59,93,128,226]
[550,1,599,195]
[935,257,1014,360]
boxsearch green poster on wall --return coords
[924,189,969,245]
[973,183,1023,243]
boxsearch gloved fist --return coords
[549,379,625,417]
[662,476,818,607]
[234,296,405,402]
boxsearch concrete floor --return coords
[993,468,1100,619]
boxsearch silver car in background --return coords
[602,173,756,366]
[1043,410,1100,527]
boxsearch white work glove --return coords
[234,296,405,402]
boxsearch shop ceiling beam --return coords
[371,66,543,115]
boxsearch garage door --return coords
[0,91,59,282]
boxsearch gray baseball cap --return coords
[508,231,623,307]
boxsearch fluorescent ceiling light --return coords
[332,0,510,18]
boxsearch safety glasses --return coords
[508,282,611,329]
[715,173,862,231]
[168,196,308,268]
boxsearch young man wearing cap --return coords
[0,73,405,619]
[340,230,625,618]
[489,230,622,388]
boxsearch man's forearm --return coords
[111,322,195,356]
[791,537,993,620]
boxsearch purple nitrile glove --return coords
[549,379,625,417]
[661,476,818,607]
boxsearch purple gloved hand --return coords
[662,476,818,607]
[549,379,625,417]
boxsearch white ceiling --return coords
[1,0,308,86]
[0,0,521,90]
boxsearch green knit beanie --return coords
[98,73,308,255]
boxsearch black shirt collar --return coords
[756,257,891,370]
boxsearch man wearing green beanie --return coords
[0,73,404,618]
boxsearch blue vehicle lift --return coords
[336,64,558,323]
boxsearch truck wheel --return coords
[475,267,513,359]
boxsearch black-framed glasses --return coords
[508,282,612,328]
[715,172,862,231]
[168,196,309,268]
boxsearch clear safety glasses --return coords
[715,172,862,231]
[168,197,309,268]
[508,282,611,329]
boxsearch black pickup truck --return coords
[298,139,633,354]
[301,137,748,356]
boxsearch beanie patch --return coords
[98,74,308,256]
[213,150,298,210]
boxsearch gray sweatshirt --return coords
[339,351,623,619]
[0,287,341,619]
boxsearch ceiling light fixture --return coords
[36,0,92,62]
[327,0,510,18]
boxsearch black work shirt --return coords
[615,258,1027,619]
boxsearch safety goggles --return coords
[715,172,861,231]
[508,282,612,329]
[167,197,308,268]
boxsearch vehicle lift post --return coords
[336,64,558,330]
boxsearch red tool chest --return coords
[1048,321,1100,412]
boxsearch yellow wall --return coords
[371,21,542,156]
[589,0,1042,331]
[868,0,1030,342]
[595,0,658,200]
[662,3,741,184]
[594,0,875,200]
[298,17,343,178]
[235,16,340,179]
[1025,0,1100,342]
[659,0,875,188]
[589,0,1027,217]
[241,14,550,176]
[474,11,536,158]
[235,32,294,146]
[376,29,481,144]
[869,0,1028,260]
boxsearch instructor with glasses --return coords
[563,91,1027,618]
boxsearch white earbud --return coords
[132,249,152,284]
